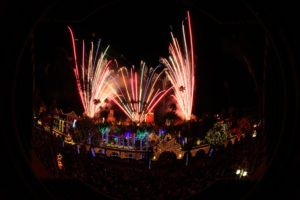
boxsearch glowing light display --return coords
[109,61,172,123]
[57,153,63,170]
[72,119,77,128]
[67,26,114,118]
[160,11,195,121]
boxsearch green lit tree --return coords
[205,122,231,147]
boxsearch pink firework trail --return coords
[160,11,195,121]
[67,26,114,118]
[109,61,172,123]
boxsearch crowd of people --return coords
[32,120,265,199]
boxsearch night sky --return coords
[33,0,265,116]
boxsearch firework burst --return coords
[109,61,172,123]
[160,11,195,121]
[67,26,114,118]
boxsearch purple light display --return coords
[185,153,188,166]
[146,135,149,151]
[88,130,92,144]
[127,137,130,150]
[132,135,136,149]
[91,147,96,157]
[106,132,109,144]
[140,139,143,150]
[124,131,131,138]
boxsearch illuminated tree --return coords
[205,122,231,147]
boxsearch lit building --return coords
[145,112,154,123]
[107,109,116,123]
[52,109,78,135]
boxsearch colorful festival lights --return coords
[160,11,195,121]
[67,26,115,118]
[67,11,194,122]
[109,61,173,123]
